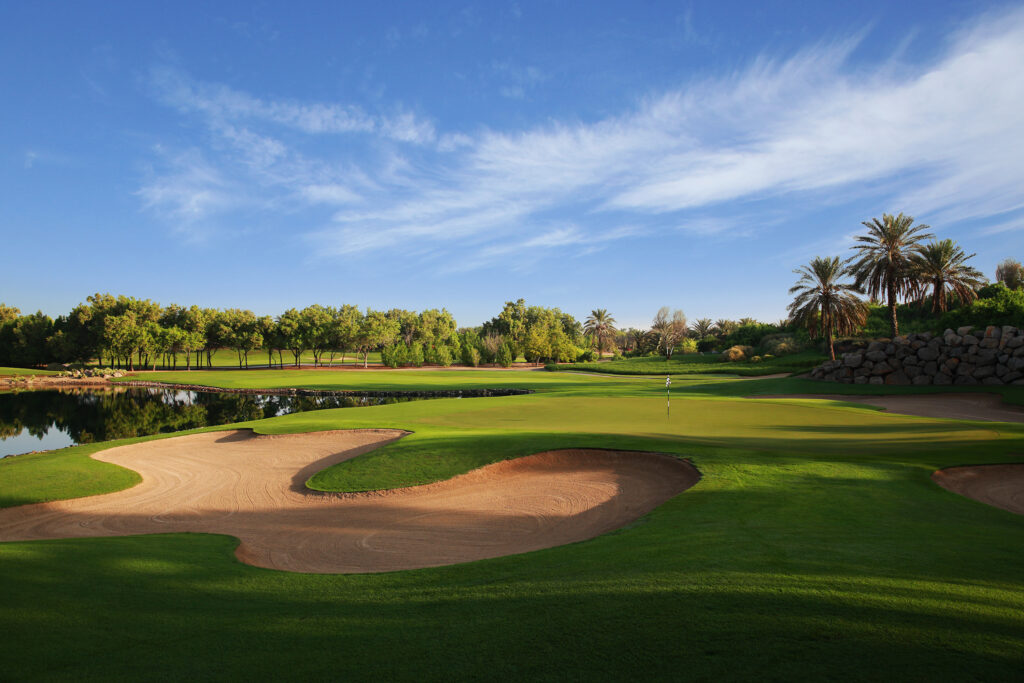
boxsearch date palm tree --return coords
[584,309,617,357]
[789,256,867,361]
[713,319,737,337]
[690,318,714,338]
[630,328,649,352]
[912,239,987,313]
[847,212,933,337]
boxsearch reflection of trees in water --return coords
[0,389,425,445]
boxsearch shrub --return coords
[435,345,454,367]
[722,345,753,362]
[759,333,804,356]
[680,338,698,354]
[461,345,481,367]
[496,342,513,368]
[939,284,1024,331]
[751,355,762,363]
[576,349,597,362]
[407,343,424,367]
[697,336,717,352]
[381,344,404,368]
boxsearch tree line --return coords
[0,295,623,370]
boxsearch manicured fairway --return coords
[2,370,1024,679]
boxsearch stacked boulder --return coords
[810,325,1024,385]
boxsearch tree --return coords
[996,259,1024,290]
[354,309,398,368]
[690,318,714,338]
[713,319,737,337]
[523,326,551,364]
[912,239,987,313]
[847,212,933,337]
[788,256,867,361]
[300,305,334,367]
[651,307,687,359]
[584,309,617,357]
[277,309,306,367]
[330,305,361,366]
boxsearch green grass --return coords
[0,366,59,377]
[3,368,1024,679]
[550,350,826,376]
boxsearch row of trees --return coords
[0,295,462,370]
[0,295,629,370]
[788,212,1009,360]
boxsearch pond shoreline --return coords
[1,377,533,398]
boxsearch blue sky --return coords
[2,1,1023,330]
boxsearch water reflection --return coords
[0,387,428,458]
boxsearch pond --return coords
[0,387,442,458]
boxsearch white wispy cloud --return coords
[149,66,435,143]
[137,148,247,241]
[142,8,1024,268]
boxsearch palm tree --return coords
[630,328,649,352]
[847,212,933,337]
[584,309,617,357]
[789,256,868,361]
[996,259,1024,290]
[912,239,987,313]
[738,317,757,327]
[690,318,714,338]
[713,319,737,337]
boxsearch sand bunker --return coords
[0,430,698,573]
[749,393,1024,422]
[933,465,1024,516]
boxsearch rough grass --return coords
[2,369,1024,679]
[549,350,826,376]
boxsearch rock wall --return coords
[810,325,1024,385]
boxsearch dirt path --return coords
[0,430,698,573]
[933,465,1024,515]
[748,393,1024,423]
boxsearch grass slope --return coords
[2,369,1024,680]
[550,350,825,375]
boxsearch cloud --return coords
[143,8,1024,267]
[149,66,434,143]
[137,149,249,241]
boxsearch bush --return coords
[435,345,454,367]
[722,345,753,362]
[680,338,698,354]
[759,333,804,356]
[408,343,424,367]
[939,284,1024,331]
[461,345,481,367]
[697,336,717,352]
[496,342,513,368]
[576,349,597,362]
[381,344,405,368]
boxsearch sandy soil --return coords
[932,465,1024,515]
[0,430,698,573]
[749,393,1024,423]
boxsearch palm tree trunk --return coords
[825,310,835,361]
[933,280,943,314]
[887,280,899,337]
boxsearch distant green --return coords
[549,350,825,375]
